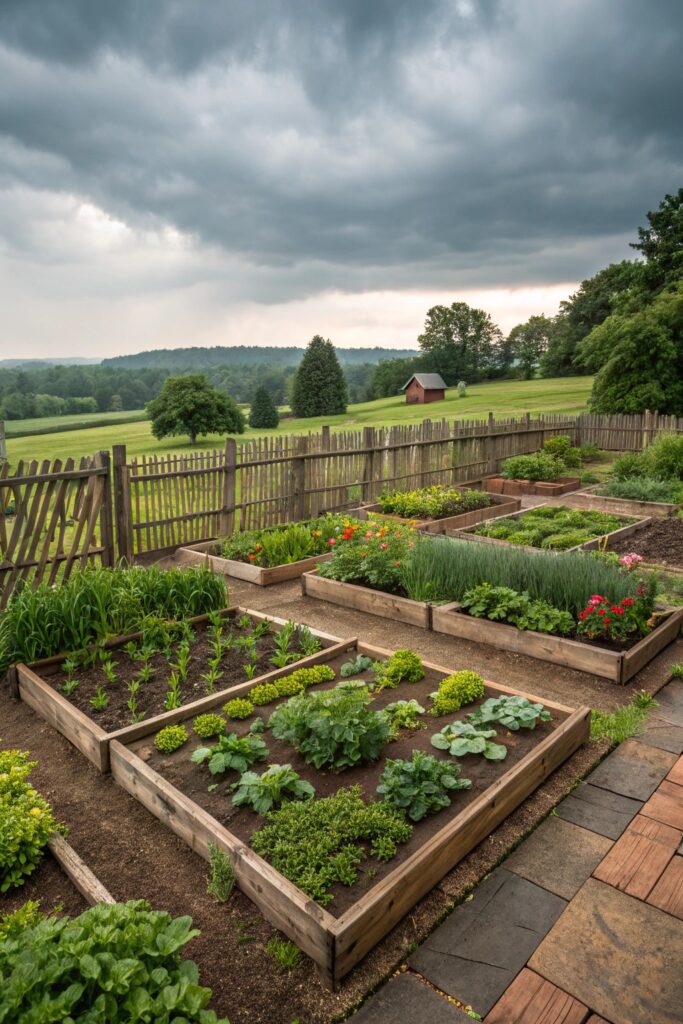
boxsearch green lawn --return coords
[5,377,593,465]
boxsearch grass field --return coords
[4,409,148,437]
[4,376,593,464]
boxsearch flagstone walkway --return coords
[350,680,683,1024]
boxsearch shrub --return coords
[231,764,315,813]
[374,649,424,689]
[461,584,575,636]
[154,724,189,754]
[0,900,228,1023]
[431,721,508,760]
[223,697,255,720]
[0,749,59,893]
[268,683,391,769]
[251,786,412,904]
[430,671,485,716]
[468,695,552,730]
[192,713,226,739]
[613,433,683,482]
[501,452,566,481]
[191,732,268,775]
[377,486,491,520]
[376,751,471,821]
[543,435,581,467]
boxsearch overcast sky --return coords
[1,0,681,359]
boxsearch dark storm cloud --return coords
[0,0,681,299]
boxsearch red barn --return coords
[401,373,447,405]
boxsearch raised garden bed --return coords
[483,475,581,496]
[432,602,683,683]
[302,569,433,627]
[14,608,345,772]
[450,505,650,553]
[109,639,589,987]
[607,516,683,570]
[561,485,681,519]
[174,541,333,585]
[350,491,521,533]
[1,834,114,919]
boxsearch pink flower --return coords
[328,538,336,546]
[380,543,388,550]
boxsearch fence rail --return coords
[0,409,681,602]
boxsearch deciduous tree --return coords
[146,374,245,444]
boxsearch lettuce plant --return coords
[231,764,315,813]
[191,732,268,775]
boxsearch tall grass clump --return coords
[0,564,226,672]
[400,537,641,615]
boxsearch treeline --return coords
[102,345,418,369]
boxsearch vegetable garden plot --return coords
[451,505,650,553]
[302,569,434,627]
[174,541,333,585]
[14,608,345,771]
[561,485,681,519]
[483,475,581,496]
[109,640,589,987]
[350,490,521,534]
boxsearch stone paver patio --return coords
[350,680,683,1023]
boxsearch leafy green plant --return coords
[192,713,226,739]
[249,716,266,733]
[430,670,485,716]
[377,485,491,520]
[231,764,315,813]
[670,663,683,680]
[542,435,580,467]
[431,721,507,760]
[251,785,412,904]
[0,900,228,1023]
[154,724,189,754]
[249,664,336,706]
[340,654,375,677]
[384,699,426,737]
[472,506,628,550]
[266,937,302,972]
[0,900,44,941]
[501,452,566,481]
[461,583,575,636]
[89,686,109,711]
[0,748,59,892]
[468,695,552,730]
[191,732,268,775]
[373,648,425,689]
[206,843,235,902]
[201,665,224,693]
[269,621,300,668]
[223,697,255,720]
[249,681,281,705]
[163,670,182,711]
[268,683,391,769]
[377,751,471,821]
[297,624,322,656]
[59,677,79,697]
[597,477,683,504]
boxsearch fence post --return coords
[219,438,237,536]
[361,427,375,503]
[97,450,115,567]
[0,420,6,463]
[291,438,307,521]
[321,425,330,452]
[485,411,496,475]
[112,444,133,564]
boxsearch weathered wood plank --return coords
[48,832,116,906]
[302,570,432,628]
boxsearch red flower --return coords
[247,554,256,561]
[597,609,606,616]
[621,597,634,606]
[579,611,587,620]
[604,618,611,625]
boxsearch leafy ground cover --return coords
[376,485,492,520]
[469,505,634,550]
[139,646,560,913]
[215,514,361,566]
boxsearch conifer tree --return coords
[291,336,348,417]
[248,386,280,428]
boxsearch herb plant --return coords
[251,785,412,904]
[430,670,485,715]
[231,764,315,813]
[206,843,235,902]
[377,751,471,821]
[431,721,507,760]
[268,683,391,769]
[191,732,268,775]
[468,695,552,730]
[154,724,189,754]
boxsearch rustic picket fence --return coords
[0,409,681,605]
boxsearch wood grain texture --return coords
[302,569,432,627]
[48,832,115,906]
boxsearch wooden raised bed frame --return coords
[173,542,334,586]
[109,639,590,988]
[14,608,346,773]
[302,569,432,627]
[448,505,651,554]
[432,604,683,684]
[350,492,521,534]
[48,832,115,906]
[483,475,581,497]
[560,484,681,519]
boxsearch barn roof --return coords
[400,373,447,391]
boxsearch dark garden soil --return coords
[608,516,683,569]
[40,615,311,732]
[1,853,89,919]
[135,660,566,916]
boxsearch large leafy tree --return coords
[417,302,504,383]
[506,315,553,379]
[248,386,280,429]
[631,188,683,292]
[580,280,683,416]
[291,336,348,417]
[146,374,245,444]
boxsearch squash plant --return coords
[377,751,471,821]
[231,764,315,813]
[468,695,552,731]
[431,721,507,760]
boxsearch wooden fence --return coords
[0,409,681,597]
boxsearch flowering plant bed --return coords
[352,489,521,533]
[432,602,683,683]
[108,639,589,987]
[15,608,345,772]
[453,505,649,553]
[173,514,362,585]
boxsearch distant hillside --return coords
[102,345,420,369]
[0,358,100,367]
